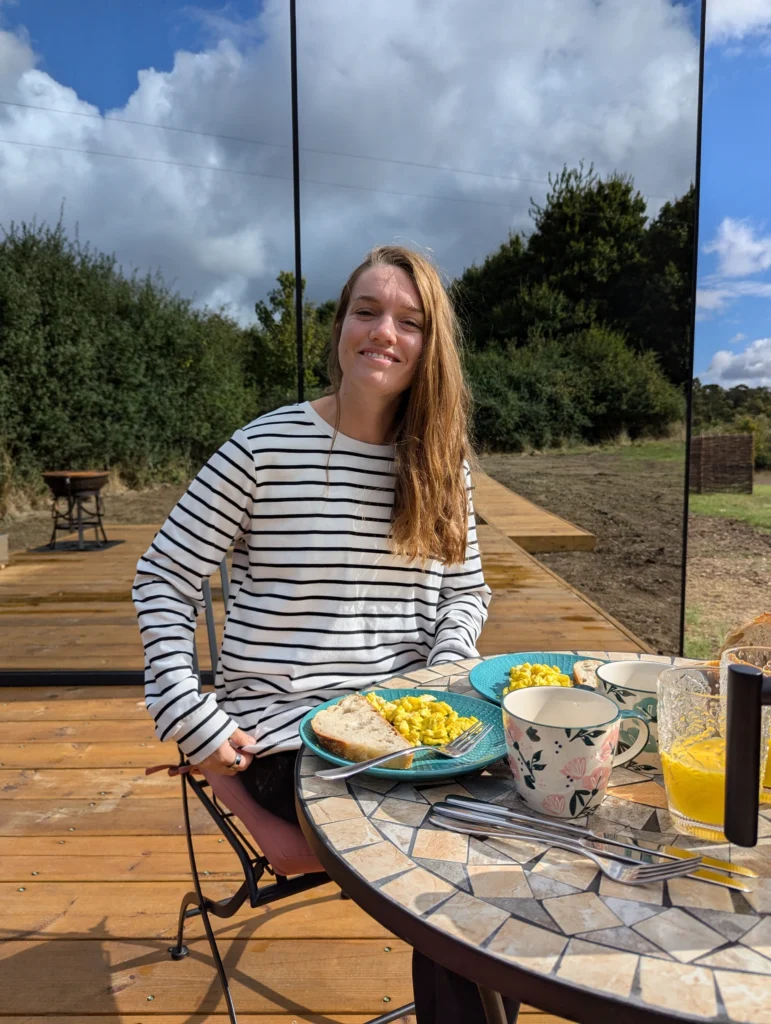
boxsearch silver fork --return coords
[315,720,492,779]
[428,813,700,886]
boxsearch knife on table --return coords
[429,807,752,893]
[440,796,759,880]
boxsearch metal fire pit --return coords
[43,471,110,550]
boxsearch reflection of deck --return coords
[1,514,645,1021]
[474,471,596,552]
[1,520,641,673]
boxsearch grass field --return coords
[689,485,771,532]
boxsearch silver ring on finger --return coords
[232,752,243,771]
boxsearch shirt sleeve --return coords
[132,429,257,763]
[427,468,491,667]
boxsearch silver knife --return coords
[443,795,759,879]
[430,810,751,893]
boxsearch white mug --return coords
[502,686,651,818]
[596,661,661,770]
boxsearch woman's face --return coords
[337,265,425,401]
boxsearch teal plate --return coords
[299,688,507,780]
[469,651,606,705]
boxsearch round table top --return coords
[296,652,771,1024]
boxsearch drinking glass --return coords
[721,648,771,804]
[658,664,771,841]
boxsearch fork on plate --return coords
[315,720,492,779]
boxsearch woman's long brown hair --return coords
[327,245,472,566]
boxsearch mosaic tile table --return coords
[296,653,771,1024]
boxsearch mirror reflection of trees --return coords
[296,1,702,656]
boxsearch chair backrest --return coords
[192,556,230,688]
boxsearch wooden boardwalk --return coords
[0,522,640,674]
[0,514,644,1022]
[473,471,595,553]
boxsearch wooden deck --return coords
[1,515,644,1022]
[0,521,641,674]
[473,471,596,553]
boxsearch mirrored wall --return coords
[684,16,771,661]
[0,0,706,681]
[0,1,295,677]
[296,0,703,656]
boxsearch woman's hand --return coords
[196,727,257,776]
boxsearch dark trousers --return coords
[240,752,520,1024]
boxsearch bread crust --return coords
[311,694,415,769]
[719,613,771,656]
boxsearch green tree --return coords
[527,162,649,330]
[247,271,330,409]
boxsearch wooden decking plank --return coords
[0,835,245,881]
[0,686,149,702]
[13,1015,558,1023]
[0,938,414,1015]
[1,798,227,836]
[0,719,157,743]
[0,768,177,800]
[0,697,149,720]
[1,881,390,939]
[0,741,170,768]
[473,470,595,552]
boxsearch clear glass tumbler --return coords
[658,664,771,841]
[720,647,771,805]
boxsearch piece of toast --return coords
[718,613,771,656]
[310,693,415,769]
[573,659,604,688]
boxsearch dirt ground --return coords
[4,457,767,659]
[480,449,687,654]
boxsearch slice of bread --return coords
[573,659,604,688]
[310,693,415,769]
[719,613,771,656]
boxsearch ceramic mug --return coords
[501,686,651,818]
[596,661,661,770]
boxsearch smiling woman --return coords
[132,242,495,1024]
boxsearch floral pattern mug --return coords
[596,661,662,771]
[502,686,651,818]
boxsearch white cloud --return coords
[696,280,771,318]
[729,332,748,344]
[707,337,771,387]
[703,218,771,278]
[707,0,771,43]
[0,0,700,322]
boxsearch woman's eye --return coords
[404,320,421,329]
[355,308,373,316]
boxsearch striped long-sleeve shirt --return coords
[132,401,491,762]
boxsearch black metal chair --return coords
[158,557,415,1024]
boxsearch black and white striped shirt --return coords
[133,402,491,761]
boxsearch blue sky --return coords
[1,1,258,112]
[3,0,755,353]
[695,25,771,387]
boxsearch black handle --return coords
[724,663,765,847]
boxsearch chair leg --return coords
[364,1002,416,1024]
[168,890,200,960]
[175,769,240,1024]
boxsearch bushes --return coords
[466,326,684,452]
[0,220,255,509]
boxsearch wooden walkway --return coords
[0,516,644,1022]
[0,522,640,674]
[473,471,596,553]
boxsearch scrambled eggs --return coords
[366,692,478,747]
[502,662,572,696]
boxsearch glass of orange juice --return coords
[658,664,771,841]
[720,648,771,804]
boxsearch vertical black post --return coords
[678,0,708,657]
[289,0,304,402]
